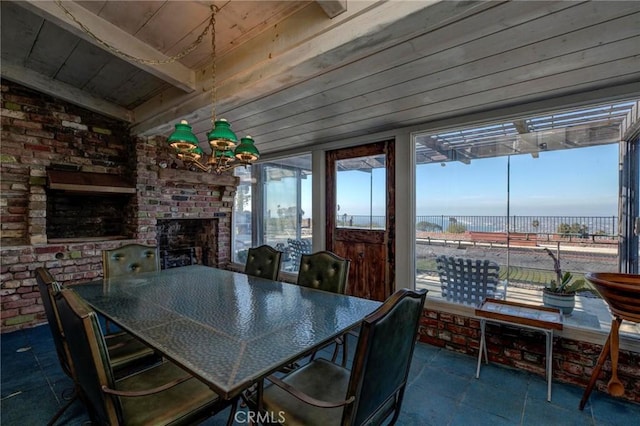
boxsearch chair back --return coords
[297,250,350,294]
[435,255,501,305]
[344,288,427,425]
[102,244,160,279]
[287,238,312,272]
[35,267,74,379]
[245,245,283,281]
[54,288,121,424]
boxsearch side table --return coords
[475,298,563,401]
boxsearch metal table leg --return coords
[546,330,553,402]
[476,318,487,378]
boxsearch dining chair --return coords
[296,250,351,365]
[54,287,236,426]
[435,255,506,306]
[246,288,428,425]
[102,243,160,279]
[296,250,350,294]
[35,267,159,426]
[244,244,283,281]
[102,244,160,333]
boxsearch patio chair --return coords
[54,287,236,426]
[35,267,159,426]
[244,245,283,281]
[287,238,312,272]
[435,255,506,306]
[245,288,427,426]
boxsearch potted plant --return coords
[542,247,586,315]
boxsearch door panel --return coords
[326,141,395,301]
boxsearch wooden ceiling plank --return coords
[258,82,640,154]
[0,1,44,65]
[16,0,196,92]
[228,1,635,131]
[254,58,640,147]
[193,4,638,148]
[132,1,209,55]
[24,20,79,78]
[82,59,150,103]
[110,70,170,109]
[90,1,164,38]
[1,62,133,123]
[216,0,568,122]
[181,1,313,70]
[238,27,640,142]
[134,0,577,137]
[55,39,112,88]
[132,0,489,135]
[75,1,106,16]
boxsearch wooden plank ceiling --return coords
[1,0,640,158]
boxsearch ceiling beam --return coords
[316,1,348,18]
[15,0,196,93]
[1,62,134,122]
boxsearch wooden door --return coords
[326,141,395,301]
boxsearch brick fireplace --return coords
[0,79,238,332]
[157,219,220,268]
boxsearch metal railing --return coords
[414,215,617,238]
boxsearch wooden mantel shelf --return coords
[158,168,239,186]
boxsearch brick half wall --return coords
[418,307,640,404]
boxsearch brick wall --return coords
[1,79,237,332]
[419,308,640,404]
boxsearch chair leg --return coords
[330,338,341,363]
[48,390,77,426]
[226,398,239,426]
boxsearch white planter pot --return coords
[542,289,575,315]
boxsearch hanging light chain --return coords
[210,5,217,124]
[54,0,214,65]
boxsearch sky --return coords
[334,144,619,217]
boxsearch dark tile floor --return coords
[2,324,639,425]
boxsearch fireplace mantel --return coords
[158,168,239,186]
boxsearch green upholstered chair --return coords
[102,244,160,333]
[247,288,427,426]
[54,288,236,426]
[296,251,350,294]
[102,244,160,279]
[296,251,351,365]
[245,245,283,281]
[35,267,159,425]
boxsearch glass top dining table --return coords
[71,265,382,400]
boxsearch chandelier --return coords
[167,6,260,174]
[54,1,259,175]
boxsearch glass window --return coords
[233,166,253,264]
[336,154,386,229]
[232,154,312,271]
[414,101,637,337]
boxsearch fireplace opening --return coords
[46,192,132,241]
[157,219,218,269]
